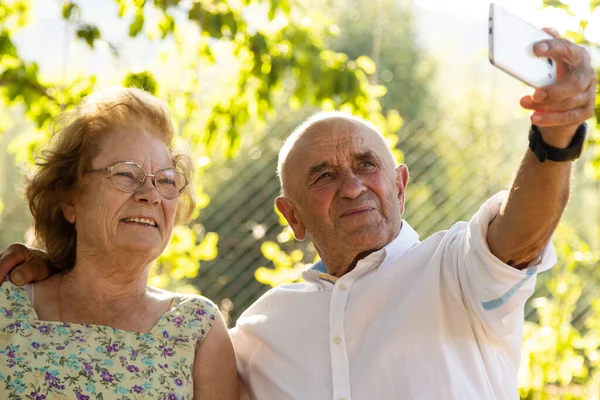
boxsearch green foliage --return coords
[76,24,102,48]
[255,240,308,286]
[62,2,79,20]
[327,0,437,119]
[152,226,218,290]
[123,70,158,95]
[519,225,600,399]
[542,0,573,14]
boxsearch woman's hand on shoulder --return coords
[193,311,239,399]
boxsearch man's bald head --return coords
[277,112,395,197]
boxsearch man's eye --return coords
[316,172,331,181]
[362,161,375,168]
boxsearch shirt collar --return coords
[377,220,420,270]
[302,220,420,285]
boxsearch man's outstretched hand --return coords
[0,243,53,285]
[520,28,597,147]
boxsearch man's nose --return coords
[338,172,367,199]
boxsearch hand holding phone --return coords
[488,3,557,88]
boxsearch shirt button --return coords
[338,284,347,291]
[333,335,342,344]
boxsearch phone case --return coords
[489,3,557,88]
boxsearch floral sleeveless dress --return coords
[0,280,218,399]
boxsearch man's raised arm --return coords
[487,31,597,269]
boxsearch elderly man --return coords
[230,32,595,399]
[0,33,596,399]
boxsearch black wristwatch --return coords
[528,123,587,163]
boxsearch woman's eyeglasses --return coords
[85,161,188,200]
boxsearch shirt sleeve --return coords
[443,191,557,342]
[230,316,264,393]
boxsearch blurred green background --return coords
[1,0,599,397]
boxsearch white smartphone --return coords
[488,3,557,88]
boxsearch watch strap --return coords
[528,123,587,163]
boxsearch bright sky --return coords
[416,0,600,42]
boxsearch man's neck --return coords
[319,222,403,278]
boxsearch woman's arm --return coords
[193,311,239,399]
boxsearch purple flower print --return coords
[76,393,90,400]
[132,385,143,393]
[101,371,113,383]
[162,347,173,357]
[126,365,140,373]
[105,343,119,353]
[83,362,94,377]
[44,373,65,390]
[8,322,21,330]
[30,392,46,400]
[38,325,51,334]
[173,316,184,327]
[7,350,15,359]
[174,378,183,387]
[32,342,41,349]
[162,330,170,339]
[195,309,206,316]
[56,346,65,351]
[4,309,13,317]
[167,394,177,400]
[44,372,65,390]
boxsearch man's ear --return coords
[61,201,76,224]
[275,197,306,241]
[396,164,409,193]
[396,164,409,214]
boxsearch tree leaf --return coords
[0,32,17,59]
[61,2,79,20]
[129,10,145,37]
[542,0,573,15]
[123,70,158,94]
[356,55,376,75]
[158,13,174,38]
[75,24,100,48]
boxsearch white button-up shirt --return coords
[231,192,556,399]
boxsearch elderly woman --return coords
[0,87,238,399]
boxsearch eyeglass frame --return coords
[84,160,189,200]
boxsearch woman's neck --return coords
[67,245,154,302]
[61,263,150,307]
[31,251,164,331]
